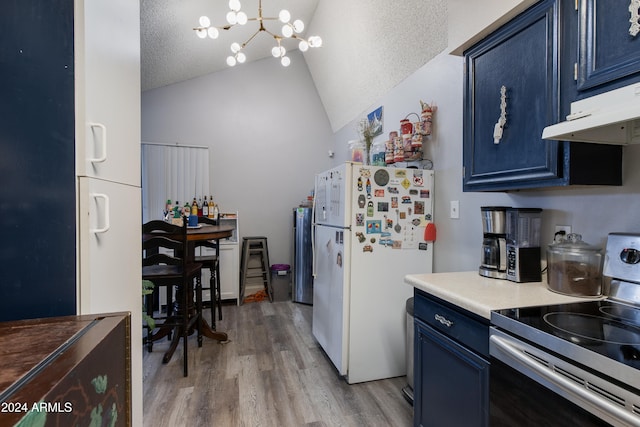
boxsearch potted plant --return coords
[358,118,375,164]
[142,280,155,329]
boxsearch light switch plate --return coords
[450,200,460,219]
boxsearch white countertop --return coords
[405,271,603,319]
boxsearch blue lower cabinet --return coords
[413,290,489,427]
[414,320,489,427]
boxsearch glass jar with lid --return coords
[546,233,603,297]
[370,139,386,166]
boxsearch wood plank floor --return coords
[143,301,413,426]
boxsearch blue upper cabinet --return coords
[463,0,561,191]
[577,0,640,93]
[463,0,622,192]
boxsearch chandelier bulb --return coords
[226,56,237,67]
[237,52,246,63]
[299,40,309,52]
[308,36,323,48]
[293,19,304,33]
[278,9,291,23]
[237,11,248,25]
[207,27,219,39]
[229,0,241,12]
[282,24,293,38]
[196,29,207,39]
[281,56,291,67]
[199,16,211,28]
[231,42,242,53]
[226,11,237,25]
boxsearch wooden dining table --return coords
[185,224,234,342]
[144,223,235,345]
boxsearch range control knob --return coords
[620,248,640,264]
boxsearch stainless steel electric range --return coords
[490,233,640,427]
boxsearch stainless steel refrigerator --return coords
[292,207,314,304]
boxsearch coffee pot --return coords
[479,207,508,279]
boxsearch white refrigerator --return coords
[312,162,434,384]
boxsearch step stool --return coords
[240,237,273,304]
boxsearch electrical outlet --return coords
[450,200,460,219]
[555,225,571,235]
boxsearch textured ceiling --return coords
[304,0,448,132]
[141,0,320,91]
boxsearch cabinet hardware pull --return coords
[434,314,453,327]
[88,122,108,163]
[630,0,640,36]
[493,85,507,144]
[90,193,110,234]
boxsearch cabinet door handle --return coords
[90,193,110,234]
[493,85,507,144]
[434,313,454,327]
[88,122,107,163]
[630,0,640,37]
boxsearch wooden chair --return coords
[142,218,202,376]
[195,216,222,329]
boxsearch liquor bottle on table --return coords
[208,196,214,219]
[202,196,209,217]
[192,197,199,217]
[212,203,219,224]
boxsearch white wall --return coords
[332,51,640,274]
[141,50,334,266]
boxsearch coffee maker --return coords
[479,207,508,279]
[505,208,542,283]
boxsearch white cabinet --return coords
[74,0,141,425]
[78,179,140,315]
[219,245,240,302]
[74,0,140,186]
[200,212,240,304]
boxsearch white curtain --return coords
[141,143,210,223]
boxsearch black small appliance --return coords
[505,208,542,283]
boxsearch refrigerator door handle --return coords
[311,195,317,278]
[88,122,108,163]
[90,193,111,234]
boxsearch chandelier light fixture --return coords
[193,0,322,67]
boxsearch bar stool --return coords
[240,236,272,303]
[195,216,221,330]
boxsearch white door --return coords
[312,224,349,375]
